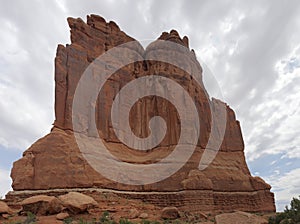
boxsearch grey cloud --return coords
[0,0,300,210]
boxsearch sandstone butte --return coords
[6,14,275,214]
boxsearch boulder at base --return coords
[0,201,12,214]
[20,195,63,215]
[58,192,98,214]
[161,207,180,220]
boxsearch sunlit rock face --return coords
[9,14,275,213]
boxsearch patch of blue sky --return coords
[248,152,300,177]
[0,145,22,170]
[282,57,300,74]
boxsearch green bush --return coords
[23,212,36,224]
[269,196,300,224]
[99,211,117,224]
[119,219,133,224]
[63,217,73,224]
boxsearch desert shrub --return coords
[119,218,133,224]
[22,212,36,224]
[63,217,73,224]
[99,211,116,224]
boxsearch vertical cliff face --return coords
[10,14,275,213]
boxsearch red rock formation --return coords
[9,14,275,213]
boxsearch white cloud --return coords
[245,51,300,161]
[0,169,12,199]
[265,168,300,211]
[0,0,69,150]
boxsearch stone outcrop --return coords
[8,14,275,213]
[56,212,70,220]
[58,192,98,214]
[0,201,11,215]
[20,195,63,215]
[161,207,180,220]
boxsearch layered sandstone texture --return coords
[9,15,275,213]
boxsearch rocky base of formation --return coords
[5,188,274,214]
[9,128,275,213]
[1,192,272,224]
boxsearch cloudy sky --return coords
[0,0,300,211]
